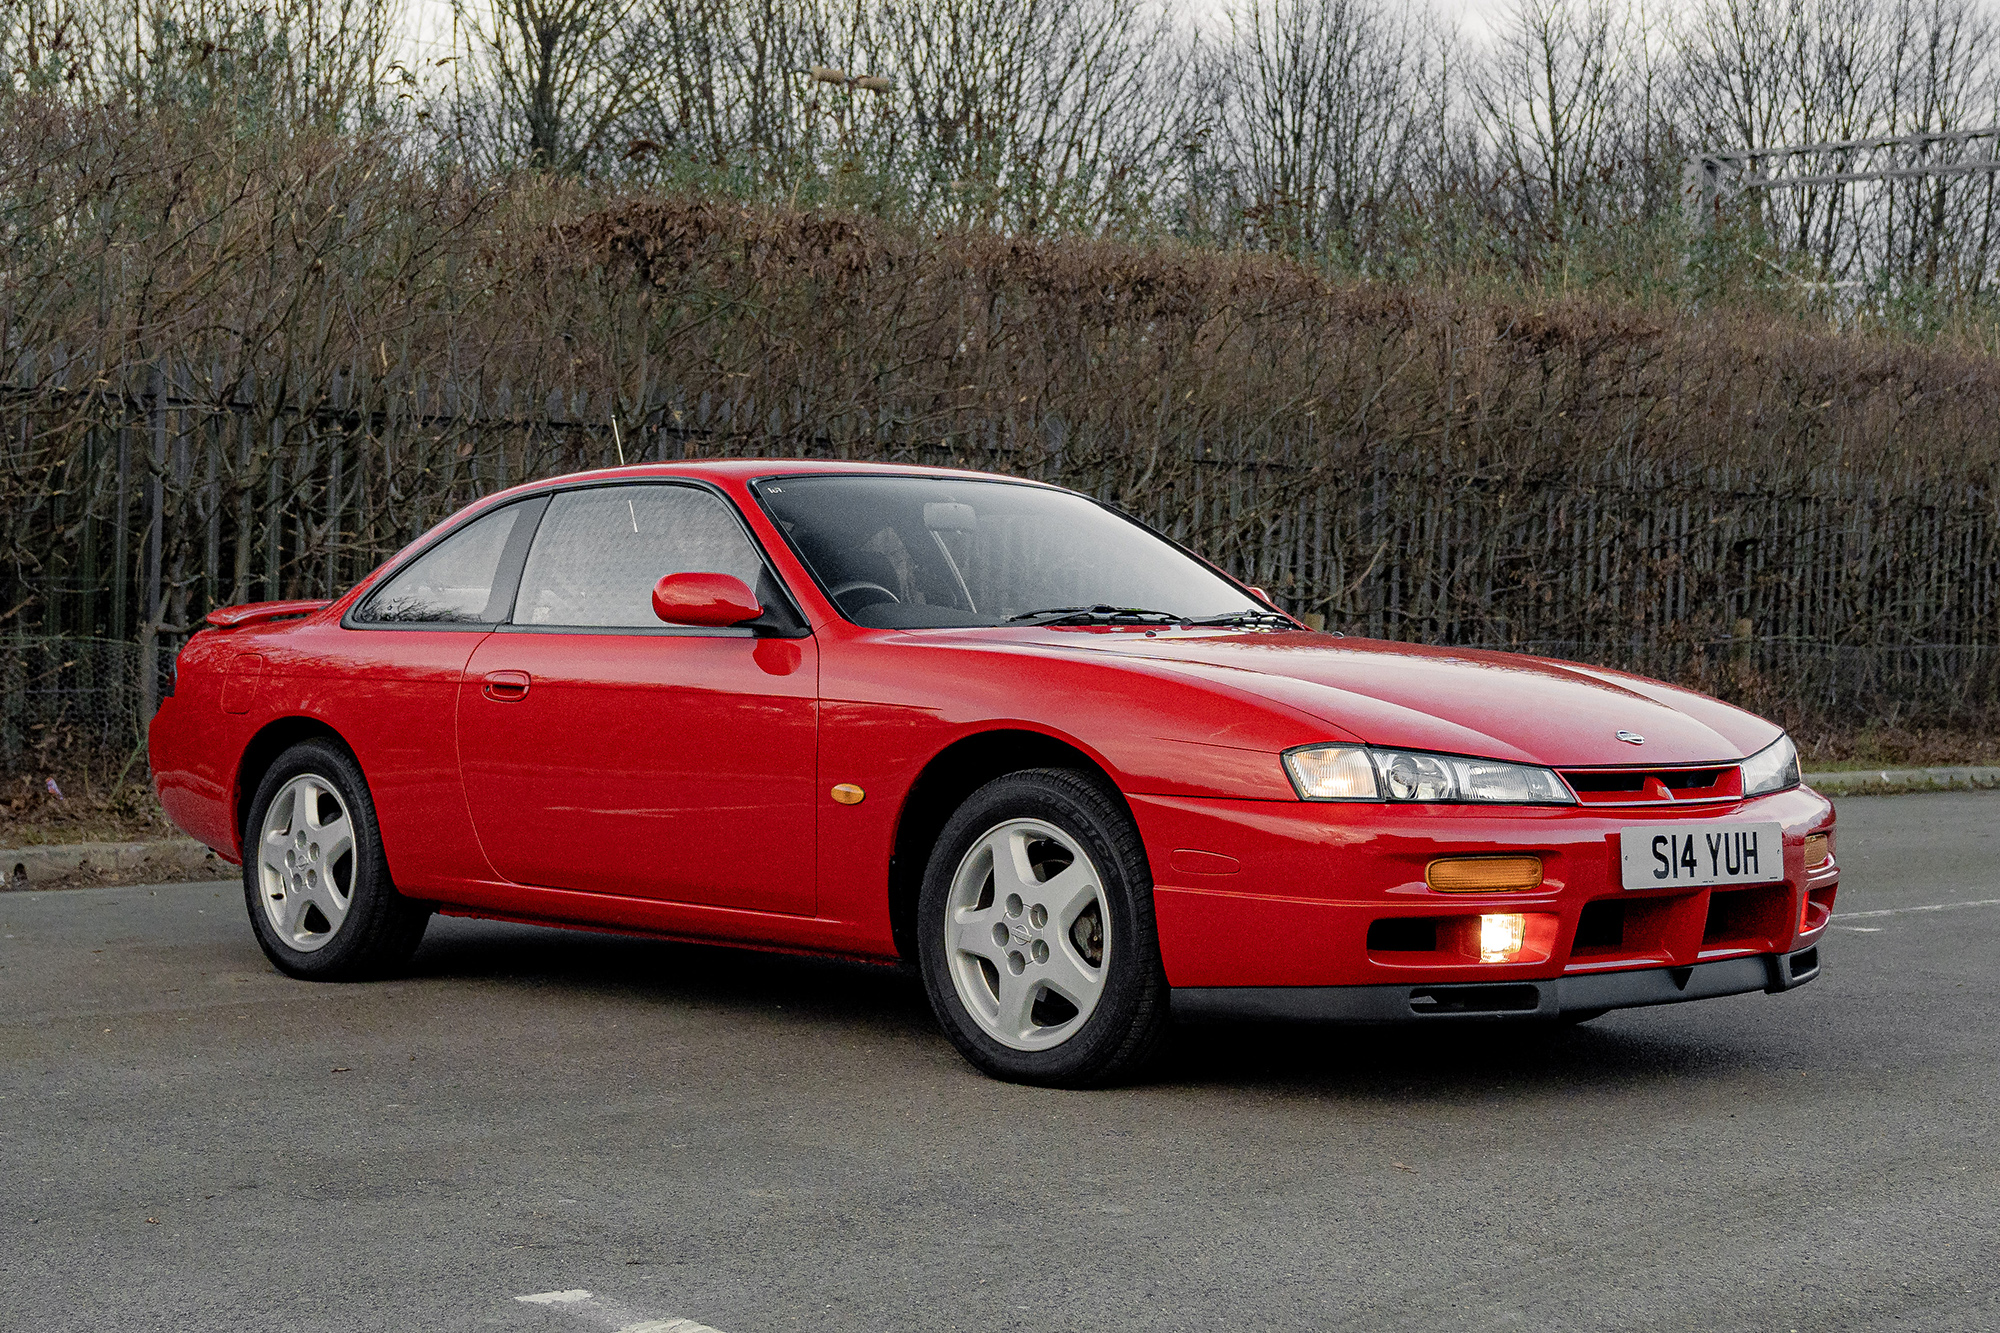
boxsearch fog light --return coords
[1479,913,1527,963]
[1803,832,1830,867]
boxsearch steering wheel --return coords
[830,580,901,611]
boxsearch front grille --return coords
[1558,764,1742,805]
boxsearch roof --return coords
[493,457,1054,491]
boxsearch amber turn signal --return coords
[1426,855,1544,892]
[1803,833,1830,867]
[831,783,866,805]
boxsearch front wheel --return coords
[242,738,430,980]
[918,768,1169,1086]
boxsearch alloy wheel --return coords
[943,818,1110,1051]
[256,773,357,953]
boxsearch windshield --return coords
[753,475,1271,629]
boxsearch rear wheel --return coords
[242,739,430,980]
[918,769,1169,1086]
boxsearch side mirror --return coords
[652,572,763,627]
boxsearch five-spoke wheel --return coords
[943,818,1111,1051]
[256,774,357,951]
[241,738,430,980]
[919,768,1169,1086]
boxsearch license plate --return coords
[1619,822,1784,889]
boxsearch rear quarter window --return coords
[353,503,528,625]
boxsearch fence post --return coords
[326,436,342,598]
[138,365,165,744]
[265,417,282,599]
[81,425,99,637]
[204,415,221,620]
[112,421,130,642]
[232,412,253,606]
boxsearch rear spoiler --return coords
[204,599,333,630]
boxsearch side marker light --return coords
[1428,856,1544,892]
[831,783,866,805]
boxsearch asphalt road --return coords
[3,794,1997,1333]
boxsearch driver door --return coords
[455,482,818,914]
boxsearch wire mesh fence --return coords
[0,638,164,776]
[4,631,1993,783]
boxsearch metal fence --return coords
[7,381,2000,638]
[9,329,2000,747]
[5,632,1993,780]
[0,637,158,772]
[8,368,2000,770]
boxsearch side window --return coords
[354,503,527,625]
[513,485,770,629]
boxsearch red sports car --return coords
[151,461,1837,1085]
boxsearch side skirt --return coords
[425,879,899,963]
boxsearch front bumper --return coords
[1173,944,1822,1023]
[1133,786,1837,989]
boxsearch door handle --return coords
[482,669,531,701]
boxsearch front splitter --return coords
[1172,945,1822,1023]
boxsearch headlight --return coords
[1282,745,1575,805]
[1740,734,1799,796]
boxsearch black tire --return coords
[917,768,1170,1087]
[1557,1008,1607,1026]
[241,738,430,981]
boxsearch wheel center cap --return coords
[1010,923,1033,945]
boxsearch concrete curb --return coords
[2,838,232,889]
[1804,766,2000,796]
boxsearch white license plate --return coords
[1619,822,1784,889]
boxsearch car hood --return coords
[962,629,1783,767]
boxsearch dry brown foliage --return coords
[1,107,1997,770]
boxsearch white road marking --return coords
[1831,897,2000,920]
[511,1289,728,1332]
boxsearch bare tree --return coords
[0,0,98,94]
[621,0,826,173]
[871,0,1193,230]
[1675,0,2000,286]
[1475,0,1633,237]
[452,0,654,170]
[1878,0,2000,288]
[1679,0,1795,152]
[1,0,403,124]
[1214,0,1429,256]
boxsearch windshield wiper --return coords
[1183,610,1300,628]
[1005,605,1302,628]
[1006,605,1187,625]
